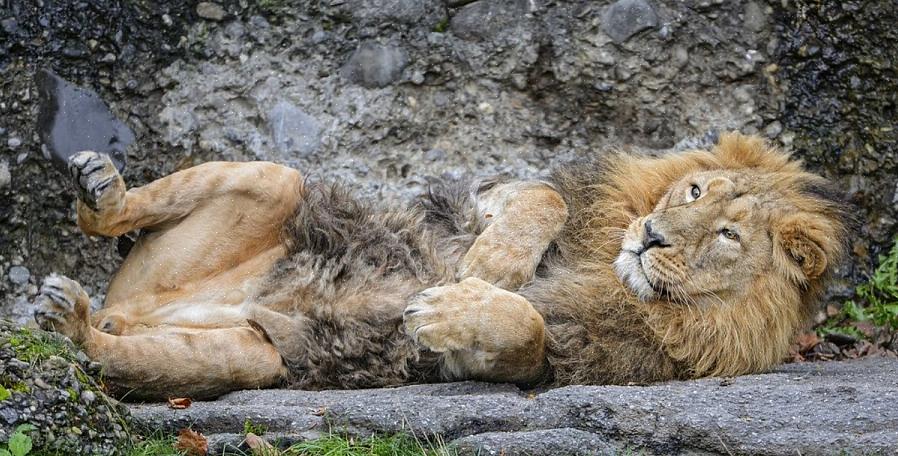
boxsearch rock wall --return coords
[0,0,896,322]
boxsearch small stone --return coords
[602,0,659,43]
[743,1,767,33]
[764,121,782,138]
[99,53,116,63]
[0,161,9,190]
[341,41,409,89]
[162,14,173,27]
[267,101,321,157]
[196,2,226,21]
[81,390,97,405]
[425,149,446,161]
[7,136,21,149]
[450,0,530,41]
[1,18,18,34]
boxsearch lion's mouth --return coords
[613,249,657,300]
[614,246,682,302]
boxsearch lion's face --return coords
[615,170,783,302]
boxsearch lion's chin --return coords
[613,250,657,301]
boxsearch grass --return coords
[108,432,455,456]
[818,236,898,345]
[125,434,183,456]
[283,433,454,456]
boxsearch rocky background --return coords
[0,0,896,322]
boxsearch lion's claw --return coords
[33,274,91,344]
[68,151,123,212]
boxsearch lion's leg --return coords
[70,151,301,238]
[461,181,568,290]
[403,277,547,384]
[34,274,287,399]
[67,152,301,327]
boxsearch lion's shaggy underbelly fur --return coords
[252,183,474,389]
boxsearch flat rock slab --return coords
[130,358,898,455]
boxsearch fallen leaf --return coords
[795,332,819,353]
[852,320,878,338]
[175,428,208,456]
[245,432,276,456]
[826,304,840,318]
[168,397,192,409]
[311,406,327,416]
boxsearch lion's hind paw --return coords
[34,274,92,344]
[68,151,124,212]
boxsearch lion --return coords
[33,133,851,399]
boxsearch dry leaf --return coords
[795,332,819,353]
[168,397,192,409]
[245,433,276,456]
[826,304,840,317]
[175,428,208,456]
[311,406,327,416]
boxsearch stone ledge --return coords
[130,357,898,455]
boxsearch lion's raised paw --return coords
[68,151,125,212]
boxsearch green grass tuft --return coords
[819,236,898,343]
[285,433,454,456]
[124,434,183,456]
[243,419,269,436]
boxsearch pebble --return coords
[197,2,226,21]
[341,41,408,89]
[764,121,783,138]
[7,136,22,149]
[602,0,659,43]
[81,390,97,405]
[8,266,30,285]
[0,160,9,190]
[267,101,321,156]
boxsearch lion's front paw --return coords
[34,274,92,345]
[459,236,543,291]
[68,151,125,212]
[403,278,495,353]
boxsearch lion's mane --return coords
[523,133,853,384]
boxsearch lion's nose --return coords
[643,220,668,250]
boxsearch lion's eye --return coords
[690,185,701,200]
[721,228,739,241]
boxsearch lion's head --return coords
[614,167,847,303]
[599,133,853,376]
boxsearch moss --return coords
[4,327,75,364]
[243,419,268,436]
[433,18,449,33]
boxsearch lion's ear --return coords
[775,220,829,281]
